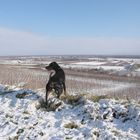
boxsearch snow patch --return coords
[0,84,140,140]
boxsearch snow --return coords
[72,61,106,66]
[97,66,124,71]
[1,56,140,77]
[136,68,140,72]
[0,84,140,140]
[68,61,124,71]
[62,64,124,72]
[62,60,140,77]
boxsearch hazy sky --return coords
[0,0,140,55]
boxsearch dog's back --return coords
[45,62,66,104]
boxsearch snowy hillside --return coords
[0,84,140,140]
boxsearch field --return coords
[1,55,140,139]
[0,55,140,101]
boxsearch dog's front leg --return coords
[46,84,51,105]
[46,90,49,105]
[62,82,66,96]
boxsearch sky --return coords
[0,0,140,56]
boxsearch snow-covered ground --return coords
[0,56,140,77]
[62,62,124,70]
[0,84,140,140]
[72,61,106,66]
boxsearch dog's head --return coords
[45,62,61,71]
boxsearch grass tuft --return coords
[17,129,24,134]
[61,94,85,105]
[64,121,78,129]
[16,92,28,99]
[88,95,108,102]
[36,98,62,111]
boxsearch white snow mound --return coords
[0,84,140,140]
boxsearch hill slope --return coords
[0,84,140,140]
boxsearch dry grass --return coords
[61,94,85,105]
[0,64,140,101]
[87,95,108,102]
[65,68,140,83]
[15,92,28,99]
[0,65,47,89]
[107,86,140,101]
[0,64,106,92]
[64,122,79,129]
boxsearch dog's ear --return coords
[46,62,60,71]
[50,62,60,70]
[50,62,58,66]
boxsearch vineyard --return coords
[0,64,140,101]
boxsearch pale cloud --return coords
[0,27,47,55]
[0,27,140,55]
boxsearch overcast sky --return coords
[0,0,140,56]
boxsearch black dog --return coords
[45,62,66,104]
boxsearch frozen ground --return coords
[0,84,140,140]
[63,59,140,77]
[0,56,140,77]
[0,56,140,103]
[66,75,135,95]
